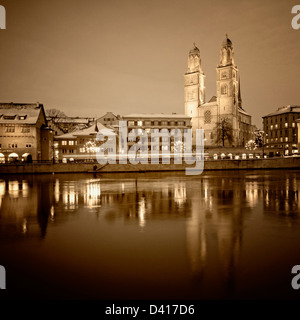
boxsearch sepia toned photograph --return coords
[1,0,300,304]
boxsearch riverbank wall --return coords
[0,157,300,174]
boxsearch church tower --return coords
[184,44,205,131]
[216,35,240,146]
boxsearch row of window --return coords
[268,123,296,130]
[267,129,296,137]
[127,128,189,135]
[265,115,298,124]
[4,127,31,133]
[127,121,187,127]
[0,143,32,149]
[61,140,77,146]
[2,115,27,120]
[62,149,75,154]
[266,137,296,143]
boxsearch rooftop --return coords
[0,103,45,125]
[123,113,191,119]
[55,122,116,139]
[263,105,300,117]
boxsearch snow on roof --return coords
[238,108,251,116]
[0,103,44,125]
[123,113,190,119]
[55,123,116,139]
[263,105,300,117]
[49,117,92,124]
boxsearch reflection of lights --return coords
[22,180,29,197]
[8,181,19,197]
[22,218,27,234]
[245,182,258,207]
[174,184,186,207]
[50,205,55,221]
[63,184,78,209]
[0,181,5,196]
[55,179,60,202]
[85,182,101,208]
[138,197,146,228]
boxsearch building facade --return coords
[97,112,120,127]
[184,36,254,147]
[122,113,192,154]
[263,105,300,156]
[54,122,116,162]
[0,103,53,163]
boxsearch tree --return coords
[46,108,66,118]
[215,118,233,147]
[245,140,257,151]
[254,130,264,147]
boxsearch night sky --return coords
[0,0,299,127]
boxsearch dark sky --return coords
[0,0,299,127]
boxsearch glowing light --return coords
[8,181,19,197]
[84,182,101,208]
[22,218,27,234]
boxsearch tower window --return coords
[221,85,228,95]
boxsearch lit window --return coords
[80,148,85,153]
[292,123,296,127]
[275,124,278,129]
[285,123,288,127]
[270,125,273,130]
[62,141,67,145]
[137,121,143,126]
[128,121,135,126]
[69,141,74,145]
[22,127,30,133]
[285,137,288,142]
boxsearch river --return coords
[1,170,300,299]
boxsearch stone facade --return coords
[263,105,300,156]
[0,103,53,163]
[184,36,254,147]
[122,113,192,154]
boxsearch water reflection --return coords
[0,171,300,298]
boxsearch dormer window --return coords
[19,115,27,120]
[3,115,16,120]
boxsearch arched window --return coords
[221,84,228,95]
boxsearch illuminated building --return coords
[0,102,53,163]
[263,105,300,156]
[184,35,254,147]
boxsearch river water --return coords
[1,170,300,299]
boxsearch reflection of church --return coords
[184,35,254,147]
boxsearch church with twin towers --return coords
[184,35,254,147]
